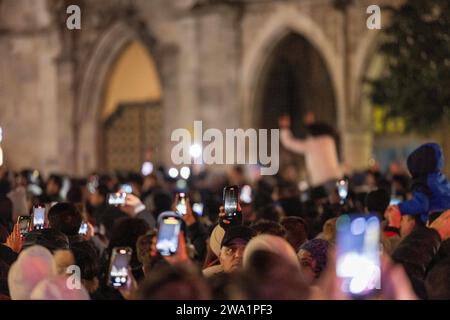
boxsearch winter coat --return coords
[392,224,442,299]
[398,143,450,223]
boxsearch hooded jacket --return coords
[398,143,450,223]
[7,246,57,300]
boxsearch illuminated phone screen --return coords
[337,179,349,201]
[108,193,126,206]
[79,222,88,235]
[33,207,45,230]
[156,218,181,256]
[224,187,239,215]
[389,197,402,205]
[176,193,187,216]
[19,216,31,236]
[109,248,132,288]
[336,214,381,298]
[240,185,252,203]
[121,184,133,194]
[192,203,204,216]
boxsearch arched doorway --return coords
[75,22,164,175]
[101,41,162,173]
[257,33,337,134]
[255,32,338,177]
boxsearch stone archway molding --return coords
[74,21,161,175]
[241,7,344,132]
[340,29,382,172]
[76,22,139,126]
[351,28,381,128]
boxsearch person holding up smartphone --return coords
[173,193,195,226]
[151,219,191,266]
[218,186,243,229]
[105,246,140,300]
[279,113,343,196]
[175,192,188,216]
[171,194,208,262]
[119,193,155,230]
[17,216,31,238]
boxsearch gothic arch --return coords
[74,21,162,175]
[241,8,343,132]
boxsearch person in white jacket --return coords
[278,114,342,193]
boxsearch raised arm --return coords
[279,115,307,154]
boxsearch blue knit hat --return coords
[299,238,329,275]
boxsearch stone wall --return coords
[0,0,417,177]
[0,0,61,173]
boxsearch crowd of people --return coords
[0,119,450,300]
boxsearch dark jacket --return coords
[0,244,17,266]
[186,220,208,263]
[92,203,127,239]
[398,143,450,223]
[392,224,442,299]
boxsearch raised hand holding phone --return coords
[220,186,242,228]
[18,216,31,238]
[120,193,145,217]
[336,179,349,205]
[162,231,190,266]
[175,192,188,216]
[118,267,138,300]
[173,194,195,226]
[108,247,132,289]
[156,213,182,257]
[108,192,127,206]
[78,221,95,240]
[155,212,190,265]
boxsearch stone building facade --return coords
[0,0,411,177]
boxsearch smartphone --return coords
[336,214,381,298]
[87,175,99,194]
[389,197,402,206]
[121,184,133,194]
[78,222,88,235]
[223,186,242,225]
[18,216,31,237]
[33,205,46,230]
[336,179,349,204]
[192,203,204,216]
[176,192,187,216]
[240,185,252,204]
[156,215,181,256]
[108,192,127,206]
[108,247,132,288]
[141,161,154,176]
